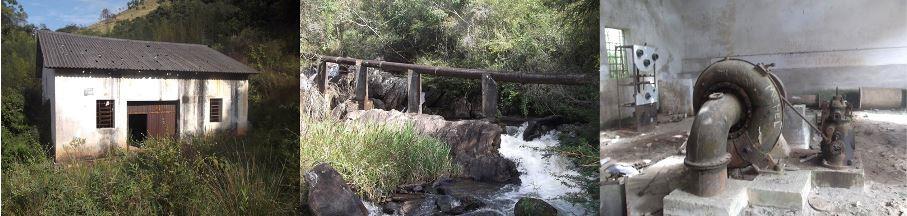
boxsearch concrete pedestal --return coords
[660,157,865,216]
[748,170,812,210]
[663,179,750,216]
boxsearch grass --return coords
[300,119,460,201]
[2,134,297,215]
[550,127,600,214]
[86,0,162,34]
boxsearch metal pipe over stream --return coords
[312,55,594,85]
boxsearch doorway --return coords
[127,101,179,146]
[128,114,148,146]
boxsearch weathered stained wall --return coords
[600,0,686,128]
[676,0,907,94]
[50,69,249,161]
[602,0,907,128]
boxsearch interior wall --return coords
[675,0,907,95]
[600,0,685,128]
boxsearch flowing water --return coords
[486,124,591,215]
[365,123,592,215]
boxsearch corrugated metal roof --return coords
[37,30,257,74]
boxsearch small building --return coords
[36,30,257,161]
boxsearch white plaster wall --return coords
[675,0,907,94]
[601,0,685,81]
[600,0,686,128]
[51,69,250,161]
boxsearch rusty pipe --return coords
[685,92,744,197]
[311,55,594,85]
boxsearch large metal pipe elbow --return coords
[685,92,744,197]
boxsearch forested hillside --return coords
[2,0,300,214]
[302,0,598,122]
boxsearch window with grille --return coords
[210,98,222,122]
[96,100,115,128]
[604,28,628,79]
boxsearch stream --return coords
[365,123,592,215]
[488,124,592,215]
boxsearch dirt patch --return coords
[851,111,907,185]
[600,116,692,166]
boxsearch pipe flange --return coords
[684,153,732,170]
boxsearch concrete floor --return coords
[600,110,907,216]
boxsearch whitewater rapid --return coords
[365,123,591,215]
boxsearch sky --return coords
[21,0,130,30]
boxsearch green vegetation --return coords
[2,0,299,214]
[86,0,162,34]
[300,120,459,200]
[4,135,295,215]
[301,0,599,122]
[552,132,600,212]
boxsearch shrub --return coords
[301,120,459,200]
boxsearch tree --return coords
[56,24,82,33]
[100,8,112,21]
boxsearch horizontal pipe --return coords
[685,93,743,197]
[312,55,594,85]
[859,87,904,109]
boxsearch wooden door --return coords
[127,101,179,139]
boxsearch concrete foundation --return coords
[812,169,865,189]
[625,156,687,216]
[601,179,628,216]
[748,171,812,210]
[663,179,750,216]
[656,155,865,216]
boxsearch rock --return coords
[461,209,505,216]
[367,69,408,110]
[445,195,486,214]
[452,97,471,119]
[605,163,639,177]
[435,195,460,213]
[346,110,519,183]
[398,182,426,193]
[400,195,438,216]
[382,202,401,214]
[522,115,568,141]
[371,98,386,110]
[462,155,519,183]
[514,197,558,216]
[436,178,505,199]
[331,100,361,119]
[390,193,426,202]
[304,163,369,216]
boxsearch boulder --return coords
[382,202,401,215]
[400,195,438,216]
[435,195,459,213]
[367,70,408,110]
[304,163,369,216]
[346,109,520,183]
[522,115,569,141]
[514,197,558,216]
